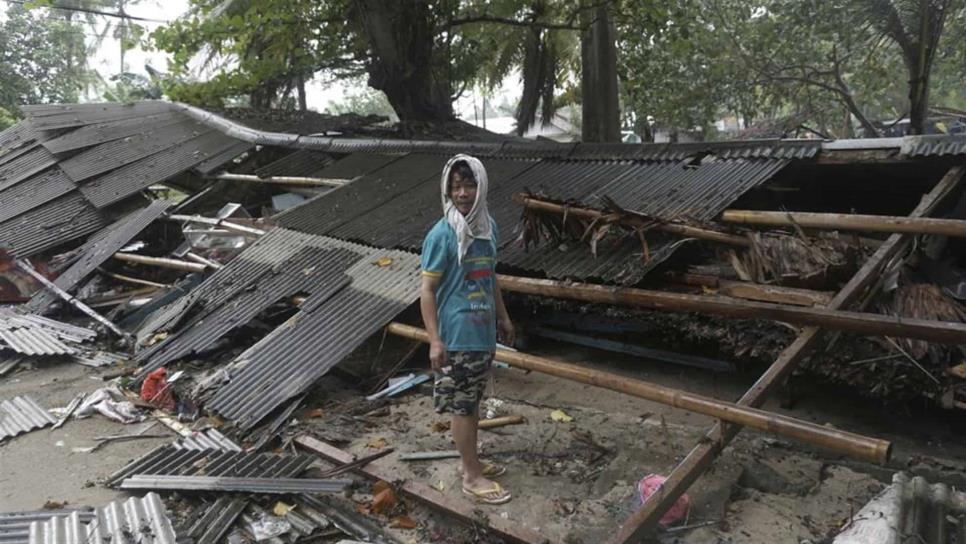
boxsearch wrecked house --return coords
[1,101,966,543]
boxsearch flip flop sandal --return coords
[462,482,512,505]
[481,462,507,477]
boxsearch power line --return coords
[1,0,170,23]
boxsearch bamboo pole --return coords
[97,269,170,289]
[497,274,966,345]
[185,252,223,270]
[166,214,266,236]
[478,415,525,429]
[387,323,891,464]
[721,209,966,238]
[665,272,832,307]
[210,172,348,188]
[514,194,751,247]
[113,253,207,273]
[610,165,966,542]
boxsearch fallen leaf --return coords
[430,420,451,432]
[390,515,418,529]
[371,482,398,515]
[272,501,295,516]
[434,480,446,492]
[367,437,389,449]
[355,502,371,515]
[550,409,573,423]
[375,257,393,267]
[701,285,717,295]
[307,408,324,418]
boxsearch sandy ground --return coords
[2,338,964,543]
[301,339,966,544]
[0,361,176,511]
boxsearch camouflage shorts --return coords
[433,351,493,416]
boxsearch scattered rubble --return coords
[2,100,966,542]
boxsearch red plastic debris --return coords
[638,474,691,526]
[140,368,176,411]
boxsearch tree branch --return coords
[442,15,584,31]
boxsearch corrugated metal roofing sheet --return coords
[0,309,81,355]
[193,140,252,175]
[0,147,57,192]
[107,445,315,487]
[255,149,333,178]
[0,395,57,442]
[134,244,356,370]
[26,200,171,313]
[0,509,94,544]
[22,101,173,130]
[60,118,211,182]
[278,154,785,283]
[41,111,185,154]
[0,123,37,161]
[0,167,76,224]
[120,475,349,494]
[79,131,241,209]
[28,493,176,544]
[902,134,966,157]
[0,191,107,258]
[329,157,539,250]
[174,428,242,451]
[568,139,820,161]
[184,229,421,430]
[590,158,790,221]
[8,313,96,344]
[276,153,446,237]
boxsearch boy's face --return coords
[449,172,478,216]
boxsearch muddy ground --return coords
[2,338,965,543]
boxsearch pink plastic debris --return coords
[638,474,691,526]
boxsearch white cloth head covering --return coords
[440,154,492,265]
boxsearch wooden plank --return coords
[295,435,550,544]
[722,209,966,238]
[498,274,966,345]
[608,165,966,543]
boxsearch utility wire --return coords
[1,0,170,23]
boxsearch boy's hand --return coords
[498,318,516,347]
[429,339,446,371]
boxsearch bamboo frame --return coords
[387,323,891,464]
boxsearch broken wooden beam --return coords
[15,259,129,339]
[166,214,267,236]
[664,272,832,307]
[210,172,348,188]
[721,209,966,238]
[478,415,525,429]
[387,323,891,464]
[295,436,549,544]
[497,274,966,345]
[608,165,966,542]
[113,253,207,273]
[513,194,751,247]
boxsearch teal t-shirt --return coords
[420,217,499,352]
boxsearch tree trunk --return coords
[351,0,454,122]
[580,3,621,143]
[296,73,307,112]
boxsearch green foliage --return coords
[152,0,359,108]
[619,0,966,138]
[323,79,397,119]
[0,5,88,126]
